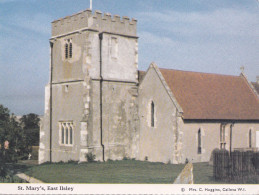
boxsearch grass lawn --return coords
[193,162,225,184]
[21,160,259,184]
[24,160,185,183]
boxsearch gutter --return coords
[49,41,54,163]
[99,32,105,162]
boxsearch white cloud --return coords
[137,8,259,37]
[136,8,259,81]
[138,30,258,79]
[139,31,177,46]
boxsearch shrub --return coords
[68,160,78,164]
[123,156,129,160]
[86,152,96,162]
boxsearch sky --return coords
[0,0,258,115]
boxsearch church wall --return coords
[87,80,139,161]
[46,29,98,162]
[138,67,177,164]
[85,80,102,161]
[231,123,257,149]
[180,122,220,163]
[50,82,84,162]
[102,81,138,160]
[52,34,83,83]
[180,122,259,164]
[101,33,138,83]
[52,31,101,83]
[138,65,259,165]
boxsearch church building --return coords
[39,9,259,164]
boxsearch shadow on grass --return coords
[0,161,36,183]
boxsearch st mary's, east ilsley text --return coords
[18,185,74,192]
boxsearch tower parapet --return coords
[51,9,137,37]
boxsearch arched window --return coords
[151,101,154,127]
[61,125,65,144]
[198,129,201,154]
[69,123,73,145]
[65,39,72,59]
[60,122,74,146]
[249,129,252,148]
[69,42,73,58]
[65,43,68,59]
[65,126,69,144]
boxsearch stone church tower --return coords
[39,9,139,163]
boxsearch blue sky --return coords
[0,0,258,115]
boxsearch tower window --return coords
[65,39,72,59]
[151,101,155,127]
[65,43,68,59]
[69,42,72,58]
[198,129,201,154]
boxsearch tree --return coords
[0,105,40,181]
[0,105,24,181]
[20,113,40,147]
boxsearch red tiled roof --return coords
[159,68,259,120]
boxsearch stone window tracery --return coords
[69,42,72,58]
[65,43,68,59]
[65,39,72,59]
[60,122,74,146]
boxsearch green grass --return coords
[21,160,259,184]
[24,160,185,183]
[193,162,225,184]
